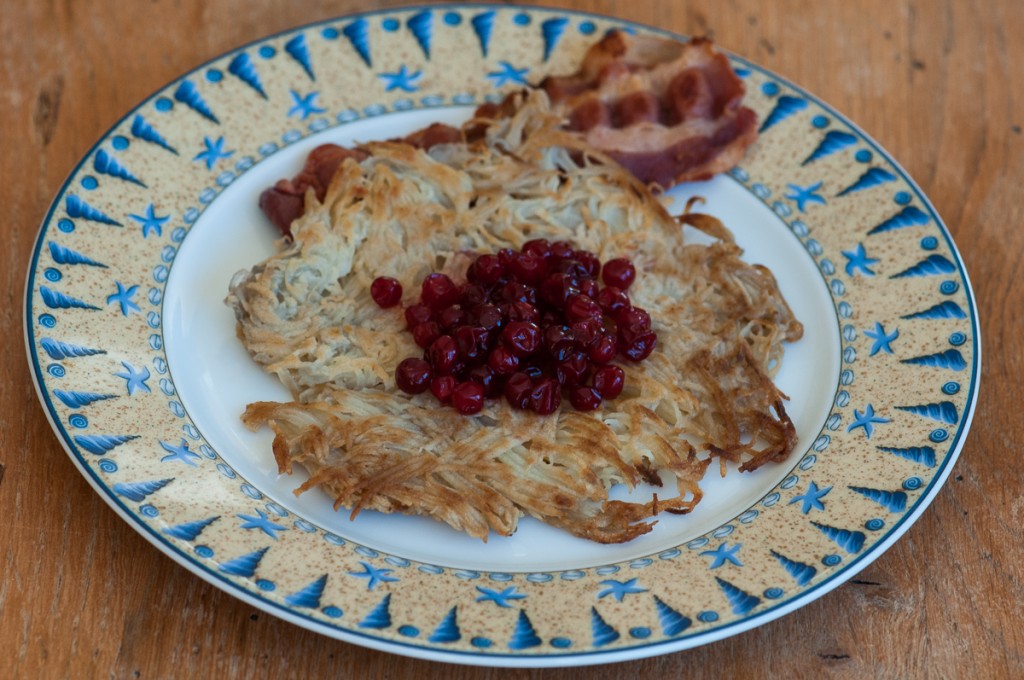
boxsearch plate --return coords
[25,4,980,667]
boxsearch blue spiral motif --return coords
[942,381,961,395]
[240,483,263,500]
[697,611,719,623]
[903,477,923,491]
[69,414,88,429]
[258,45,275,59]
[549,637,572,648]
[39,313,56,328]
[595,565,620,575]
[764,587,784,599]
[256,579,276,591]
[762,492,781,507]
[560,570,585,580]
[355,546,379,558]
[761,82,780,96]
[629,627,651,639]
[266,501,287,517]
[921,236,938,250]
[822,554,842,567]
[195,545,214,558]
[855,149,872,163]
[323,533,346,546]
[98,458,118,473]
[812,115,829,128]
[894,191,912,204]
[799,455,817,471]
[58,218,75,232]
[865,518,885,531]
[322,606,343,618]
[471,636,493,648]
[48,363,66,377]
[294,519,316,533]
[44,268,62,282]
[940,280,959,295]
[140,504,159,518]
[929,429,949,442]
[398,625,419,637]
[216,463,236,479]
[949,332,966,346]
[81,176,98,190]
[781,475,799,489]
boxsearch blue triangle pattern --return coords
[359,594,392,628]
[812,521,865,553]
[653,596,691,636]
[53,389,116,408]
[48,241,107,268]
[407,10,433,59]
[40,337,106,360]
[541,17,569,61]
[508,609,542,649]
[803,130,858,165]
[590,607,620,647]
[901,349,966,370]
[131,115,178,154]
[40,286,100,311]
[901,301,967,320]
[112,477,173,502]
[891,254,955,278]
[896,401,958,425]
[342,19,372,67]
[93,149,145,187]
[228,53,267,98]
[65,195,122,226]
[163,515,219,541]
[284,34,314,80]
[771,550,817,586]
[868,205,930,235]
[836,167,897,196]
[876,446,936,467]
[759,95,807,132]
[74,434,138,455]
[428,606,461,643]
[471,11,497,57]
[218,547,269,577]
[715,577,760,615]
[849,486,908,512]
[284,574,328,608]
[174,80,219,124]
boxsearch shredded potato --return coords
[226,92,802,543]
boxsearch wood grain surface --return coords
[2,1,1020,677]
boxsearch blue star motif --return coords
[475,586,527,608]
[348,561,399,590]
[864,322,899,356]
[788,481,833,514]
[159,438,201,467]
[128,203,170,238]
[785,182,827,212]
[287,89,326,120]
[597,578,647,602]
[193,136,234,170]
[237,508,288,539]
[487,61,529,87]
[847,404,890,439]
[842,242,880,277]
[106,281,140,316]
[378,65,422,92]
[699,542,744,569]
[114,361,151,396]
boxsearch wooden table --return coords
[2,0,1018,677]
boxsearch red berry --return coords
[497,248,517,269]
[473,304,504,332]
[549,240,575,262]
[469,254,505,286]
[579,278,599,300]
[592,365,625,399]
[412,321,441,349]
[405,303,433,329]
[554,258,590,278]
[395,358,432,394]
[616,306,651,331]
[565,294,602,321]
[543,325,576,362]
[501,321,541,357]
[438,304,468,330]
[588,334,618,364]
[509,251,548,284]
[452,381,485,414]
[370,277,403,308]
[467,364,500,397]
[421,273,460,310]
[596,286,630,316]
[574,250,601,277]
[503,372,534,409]
[459,283,487,308]
[539,273,580,308]
[454,325,490,364]
[529,378,561,414]
[488,345,520,375]
[428,335,459,374]
[570,318,603,348]
[500,281,537,306]
[569,385,602,411]
[521,239,552,261]
[555,351,591,386]
[602,258,636,289]
[430,375,457,403]
[618,327,657,361]
[506,301,540,324]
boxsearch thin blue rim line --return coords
[23,3,981,665]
